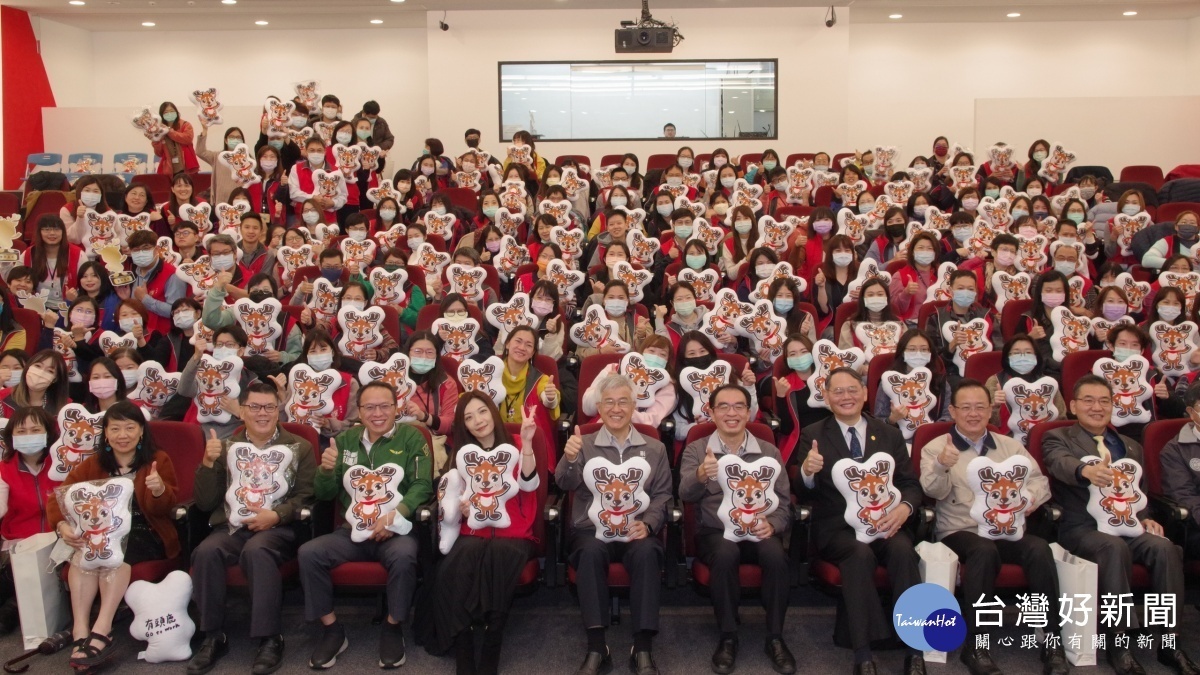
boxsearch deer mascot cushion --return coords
[48,404,104,481]
[701,289,752,347]
[432,317,481,361]
[941,318,992,376]
[570,305,630,353]
[233,298,283,357]
[991,272,1031,313]
[583,456,652,543]
[854,321,903,363]
[1150,320,1198,378]
[1049,306,1092,362]
[545,258,585,297]
[342,463,409,542]
[307,277,343,324]
[369,267,408,307]
[337,306,385,360]
[285,364,344,431]
[831,453,902,544]
[437,470,464,554]
[59,477,135,570]
[626,229,661,266]
[125,570,195,663]
[677,268,720,303]
[1002,376,1061,446]
[738,300,787,362]
[455,444,525,530]
[175,256,219,295]
[485,293,538,344]
[224,444,295,531]
[965,455,1033,541]
[445,263,487,302]
[619,352,670,410]
[1091,356,1153,426]
[358,354,418,413]
[880,367,936,441]
[133,361,180,420]
[194,354,244,424]
[612,262,653,303]
[679,361,734,423]
[846,259,892,296]
[98,331,137,356]
[808,340,865,410]
[1082,455,1145,537]
[457,356,506,406]
[716,454,782,542]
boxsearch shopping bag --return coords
[1051,543,1097,666]
[915,540,959,664]
[10,532,70,649]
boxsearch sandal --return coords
[69,632,115,669]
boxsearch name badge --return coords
[343,450,359,466]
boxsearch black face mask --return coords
[466,137,480,148]
[682,354,716,371]
[886,224,906,239]
[249,289,272,303]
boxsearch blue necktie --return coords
[849,427,862,460]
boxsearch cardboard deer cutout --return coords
[582,456,652,542]
[412,242,451,278]
[276,245,315,287]
[342,464,410,542]
[495,235,530,281]
[716,454,781,542]
[225,443,295,530]
[175,256,219,295]
[756,216,795,256]
[217,143,260,188]
[966,455,1033,541]
[496,207,526,238]
[368,267,408,308]
[832,454,902,543]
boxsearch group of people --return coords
[0,87,1198,675]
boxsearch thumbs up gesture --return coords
[563,425,583,461]
[698,446,719,482]
[937,438,960,468]
[801,440,823,478]
[203,429,222,468]
[145,460,164,497]
[773,376,791,398]
[321,437,339,471]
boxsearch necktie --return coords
[1094,434,1113,462]
[849,427,863,460]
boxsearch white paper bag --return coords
[1051,542,1097,666]
[916,540,959,664]
[10,532,70,649]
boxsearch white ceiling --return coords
[6,0,1199,31]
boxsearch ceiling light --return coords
[390,0,405,2]
[1006,12,1021,17]
[889,13,902,19]
[68,1,85,5]
[370,19,383,24]
[1123,10,1137,15]
[221,0,236,4]
[254,20,268,25]
[141,21,155,26]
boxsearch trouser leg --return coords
[240,527,296,638]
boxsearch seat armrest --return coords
[1152,494,1189,523]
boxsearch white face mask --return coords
[213,346,238,360]
[864,296,888,312]
[259,158,278,172]
[308,152,325,166]
[335,131,352,145]
[121,369,139,389]
[323,106,338,120]
[173,313,196,330]
[832,252,854,267]
[119,317,140,333]
[343,300,365,312]
[755,264,775,279]
[1159,305,1183,321]
[309,352,334,371]
[348,230,367,242]
[211,253,236,271]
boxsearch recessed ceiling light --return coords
[390,0,405,3]
[141,21,155,26]
[1006,12,1021,17]
[221,0,236,4]
[370,19,383,24]
[254,20,268,25]
[889,13,902,19]
[68,1,86,5]
[1123,10,1137,15]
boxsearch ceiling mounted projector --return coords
[615,0,682,53]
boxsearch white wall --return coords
[34,16,92,108]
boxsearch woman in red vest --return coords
[126,230,182,336]
[288,136,347,224]
[24,214,85,316]
[402,331,460,438]
[159,173,205,232]
[286,330,357,443]
[151,101,199,176]
[247,144,289,227]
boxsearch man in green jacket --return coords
[298,381,432,670]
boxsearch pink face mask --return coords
[1042,292,1066,308]
[89,378,118,399]
[996,251,1016,267]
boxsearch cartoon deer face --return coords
[1155,323,1192,354]
[139,368,177,409]
[463,450,512,495]
[458,363,496,395]
[179,258,217,292]
[860,323,900,354]
[73,483,123,533]
[193,87,220,116]
[61,407,99,453]
[624,358,665,398]
[334,144,362,175]
[726,464,775,513]
[438,323,476,357]
[628,230,660,264]
[344,312,378,346]
[539,200,571,225]
[367,363,414,401]
[237,304,275,343]
[349,466,396,504]
[550,227,583,259]
[1011,384,1053,423]
[1000,273,1030,299]
[1059,313,1091,346]
[311,281,341,318]
[293,370,334,408]
[845,460,894,511]
[888,372,931,409]
[448,265,486,300]
[235,447,285,493]
[86,211,120,244]
[489,299,533,333]
[197,360,235,395]
[687,369,728,418]
[593,467,644,515]
[760,219,792,252]
[980,465,1026,509]
[294,81,319,108]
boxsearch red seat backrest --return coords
[282,422,323,463]
[576,353,624,425]
[599,154,626,169]
[866,353,895,412]
[916,300,948,330]
[1157,202,1200,223]
[964,351,1003,383]
[554,155,592,172]
[442,187,479,215]
[681,421,778,462]
[786,153,816,167]
[813,185,834,208]
[1140,419,1188,495]
[1119,165,1164,190]
[833,301,859,346]
[910,421,955,478]
[832,153,855,169]
[1025,419,1075,475]
[149,421,205,503]
[775,205,812,221]
[739,153,763,172]
[1061,350,1110,404]
[1000,299,1033,342]
[646,154,675,172]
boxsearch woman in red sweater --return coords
[151,101,199,176]
[427,391,542,673]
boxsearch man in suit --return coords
[796,366,925,675]
[919,379,1068,675]
[1160,382,1200,559]
[555,373,673,675]
[1042,374,1198,675]
[679,384,795,674]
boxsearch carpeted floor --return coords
[3,582,1198,673]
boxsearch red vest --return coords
[292,163,338,222]
[0,455,59,542]
[23,244,85,291]
[136,260,177,335]
[247,179,286,226]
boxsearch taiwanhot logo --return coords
[893,583,966,653]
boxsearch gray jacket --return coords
[678,431,791,535]
[1160,423,1200,527]
[554,426,672,536]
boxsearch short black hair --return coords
[363,100,380,115]
[1185,382,1200,409]
[239,380,279,404]
[357,380,398,406]
[708,383,750,410]
[824,366,862,389]
[663,123,675,130]
[214,324,248,348]
[951,378,991,406]
[1073,374,1112,399]
[465,128,481,138]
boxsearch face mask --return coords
[70,310,95,327]
[1041,292,1065,308]
[952,289,975,307]
[1102,302,1127,320]
[320,268,341,283]
[357,129,371,141]
[1113,347,1141,363]
[755,264,775,279]
[421,166,435,176]
[858,203,873,215]
[225,137,245,151]
[707,204,726,217]
[162,112,178,124]
[398,355,434,376]
[1009,353,1037,375]
[763,161,777,171]
[720,177,736,189]
[813,219,834,235]
[774,181,788,192]
[674,300,696,317]
[613,180,631,190]
[397,182,412,193]
[985,189,1000,199]
[1032,210,1049,220]
[863,166,875,178]
[682,354,715,371]
[934,146,949,157]
[913,205,928,218]
[545,178,560,187]
[1027,187,1043,197]
[26,368,54,389]
[685,254,706,270]
[323,107,338,120]
[604,300,628,316]
[485,240,501,253]
[953,227,973,243]
[303,211,320,226]
[1120,204,1141,216]
[1051,262,1077,279]
[903,351,931,369]
[1066,212,1084,225]
[466,137,480,148]
[674,224,693,238]
[1079,187,1096,200]
[174,313,196,330]
[609,197,628,209]
[643,354,668,370]
[268,140,284,151]
[666,176,683,187]
[914,250,936,266]
[864,296,888,312]
[13,433,46,456]
[531,299,554,317]
[80,192,102,208]
[1179,224,1199,240]
[962,198,979,210]
[349,230,367,242]
[1011,208,1029,220]
[996,250,1016,267]
[403,234,423,249]
[260,158,278,172]
[131,250,155,268]
[308,352,334,371]
[119,318,140,333]
[336,132,352,145]
[832,252,854,267]
[713,157,728,168]
[89,379,118,399]
[773,298,793,314]
[213,346,238,361]
[121,369,139,389]
[378,209,397,222]
[886,224,906,239]
[433,206,447,216]
[678,157,693,169]
[1159,305,1183,321]
[342,300,365,312]
[308,152,325,166]
[249,289,273,303]
[1032,150,1048,163]
[482,206,498,219]
[623,164,637,174]
[815,164,829,173]
[734,219,752,234]
[1057,236,1077,246]
[788,354,814,372]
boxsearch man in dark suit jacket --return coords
[796,367,925,675]
[1042,374,1198,675]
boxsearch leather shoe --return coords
[764,637,795,674]
[252,635,285,675]
[853,661,877,675]
[576,647,613,675]
[1108,647,1146,675]
[629,647,659,675]
[1160,648,1200,675]
[1041,644,1069,675]
[186,632,228,675]
[960,647,1002,675]
[904,653,926,675]
[710,636,737,674]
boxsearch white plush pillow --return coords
[125,570,195,663]
[966,455,1033,541]
[1083,456,1146,537]
[583,456,651,543]
[342,463,408,542]
[831,453,902,544]
[61,477,135,571]
[456,444,520,531]
[224,444,295,530]
[716,454,781,542]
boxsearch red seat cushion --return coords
[567,563,630,587]
[223,558,298,586]
[1131,564,1150,588]
[330,562,388,587]
[691,562,763,587]
[130,557,182,584]
[810,559,890,587]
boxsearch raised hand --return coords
[698,446,718,482]
[937,438,960,468]
[801,440,823,477]
[1081,456,1115,487]
[321,437,339,471]
[520,404,537,444]
[563,425,583,461]
[145,461,164,496]
[203,428,222,468]
[773,377,790,398]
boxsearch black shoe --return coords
[1160,649,1200,675]
[960,647,1002,675]
[1041,644,1069,675]
[308,621,348,670]
[711,636,737,674]
[629,647,659,675]
[252,635,285,675]
[0,600,18,636]
[853,662,877,675]
[765,637,795,674]
[186,632,229,675]
[379,620,406,669]
[576,647,613,675]
[903,653,926,675]
[1107,648,1146,675]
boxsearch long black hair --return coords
[96,400,157,474]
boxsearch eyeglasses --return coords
[361,403,396,414]
[244,404,278,414]
[828,387,862,398]
[600,398,633,410]
[1077,397,1113,408]
[714,402,749,413]
[952,405,989,414]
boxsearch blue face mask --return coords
[268,140,284,151]
[320,268,341,283]
[1122,204,1141,216]
[226,137,243,150]
[858,202,873,215]
[643,354,668,370]
[1008,353,1037,375]
[1067,212,1085,225]
[1011,208,1029,220]
[773,298,793,314]
[762,160,777,171]
[1112,347,1141,363]
[410,357,436,374]
[685,254,706,270]
[952,289,976,307]
[787,354,813,372]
